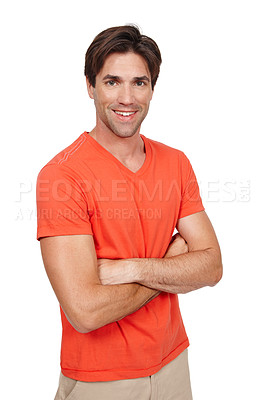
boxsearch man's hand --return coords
[97,258,128,285]
[98,233,188,285]
[164,233,188,258]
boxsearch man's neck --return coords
[89,127,146,170]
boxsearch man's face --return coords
[87,52,153,139]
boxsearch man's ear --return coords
[86,77,94,99]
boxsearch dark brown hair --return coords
[84,25,162,90]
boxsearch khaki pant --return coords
[55,349,193,400]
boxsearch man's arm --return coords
[98,211,223,294]
[40,235,159,334]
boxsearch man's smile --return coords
[114,111,136,116]
[112,110,138,121]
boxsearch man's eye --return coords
[106,80,116,86]
[136,81,145,87]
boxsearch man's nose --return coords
[117,84,135,105]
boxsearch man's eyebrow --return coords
[102,74,120,81]
[133,76,150,82]
[102,74,150,82]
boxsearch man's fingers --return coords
[169,233,180,244]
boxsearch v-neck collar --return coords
[83,132,151,177]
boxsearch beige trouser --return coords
[54,349,193,400]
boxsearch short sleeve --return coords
[36,164,93,240]
[178,153,204,219]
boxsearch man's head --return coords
[84,25,162,91]
[84,25,162,139]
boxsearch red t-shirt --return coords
[36,132,204,381]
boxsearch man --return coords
[36,25,222,400]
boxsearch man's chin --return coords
[113,131,139,139]
[109,126,140,139]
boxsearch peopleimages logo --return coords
[36,178,183,203]
[36,177,250,203]
[14,178,251,221]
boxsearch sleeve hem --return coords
[37,228,93,241]
[178,205,205,220]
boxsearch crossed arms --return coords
[40,211,222,334]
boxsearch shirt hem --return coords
[60,339,189,382]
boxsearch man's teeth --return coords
[114,111,135,116]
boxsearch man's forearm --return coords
[133,249,222,293]
[76,282,160,333]
[99,248,222,294]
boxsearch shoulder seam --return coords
[58,134,86,165]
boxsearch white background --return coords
[1,1,265,399]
